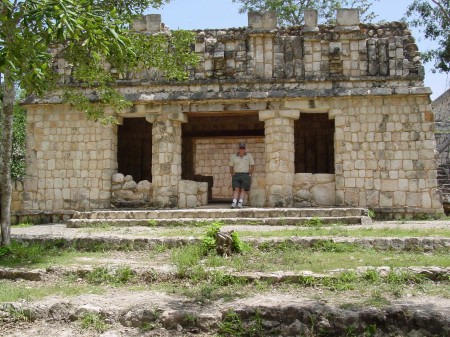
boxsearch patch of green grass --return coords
[218,309,264,337]
[171,243,204,278]
[303,217,324,227]
[11,222,33,228]
[0,241,59,267]
[6,305,33,322]
[85,266,136,285]
[209,242,450,274]
[0,240,121,268]
[364,290,391,307]
[147,219,158,227]
[237,227,450,238]
[80,312,110,333]
[310,240,357,253]
[0,279,105,303]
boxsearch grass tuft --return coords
[80,312,110,333]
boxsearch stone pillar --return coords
[259,110,300,207]
[334,9,363,78]
[248,11,277,79]
[146,107,187,208]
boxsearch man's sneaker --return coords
[231,201,237,208]
[237,201,243,208]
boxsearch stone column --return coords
[248,11,277,79]
[146,107,187,208]
[259,110,300,207]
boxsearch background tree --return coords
[0,90,26,180]
[405,0,450,73]
[232,0,379,26]
[0,0,198,246]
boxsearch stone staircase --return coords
[437,162,450,214]
[3,208,450,336]
[66,206,372,228]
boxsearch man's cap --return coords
[239,142,246,149]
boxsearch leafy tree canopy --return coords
[405,0,450,73]
[0,0,198,246]
[0,0,198,122]
[232,0,379,26]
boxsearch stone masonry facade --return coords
[432,89,450,165]
[19,9,443,218]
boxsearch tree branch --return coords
[431,0,450,25]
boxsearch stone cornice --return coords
[22,79,431,106]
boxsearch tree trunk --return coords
[0,71,15,246]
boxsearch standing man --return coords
[229,142,255,208]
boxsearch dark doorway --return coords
[182,114,264,201]
[182,114,264,180]
[117,118,152,182]
[294,113,335,174]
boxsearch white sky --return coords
[154,0,447,100]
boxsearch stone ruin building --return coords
[432,89,450,213]
[13,9,444,221]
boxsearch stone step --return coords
[66,216,370,228]
[11,234,450,252]
[67,207,371,226]
[2,265,449,283]
[1,290,448,336]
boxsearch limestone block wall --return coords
[432,89,450,165]
[148,111,185,208]
[10,181,24,213]
[194,138,265,200]
[178,180,208,208]
[260,110,298,207]
[49,11,422,86]
[23,105,117,211]
[334,96,442,215]
[19,10,443,216]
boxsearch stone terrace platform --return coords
[66,206,372,228]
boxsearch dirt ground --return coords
[1,219,449,337]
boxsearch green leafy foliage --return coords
[0,90,26,180]
[201,222,248,255]
[232,0,379,25]
[201,221,223,254]
[405,0,450,73]
[10,104,26,179]
[0,0,199,246]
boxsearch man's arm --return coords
[249,153,255,176]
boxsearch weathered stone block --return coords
[304,10,318,27]
[111,173,125,184]
[122,180,138,191]
[137,180,151,192]
[186,195,198,208]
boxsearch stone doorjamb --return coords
[259,109,300,207]
[328,108,342,206]
[146,105,188,208]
